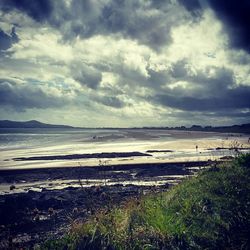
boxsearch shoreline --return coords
[1,134,249,171]
[0,160,213,191]
[1,129,249,249]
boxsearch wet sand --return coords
[1,129,249,171]
[1,137,249,170]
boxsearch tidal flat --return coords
[0,129,249,248]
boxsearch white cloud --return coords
[0,2,250,126]
[165,10,228,67]
[8,29,73,63]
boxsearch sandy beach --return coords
[1,129,249,170]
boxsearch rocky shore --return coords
[13,151,151,161]
[0,161,213,249]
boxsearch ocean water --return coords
[0,128,248,170]
[0,128,120,150]
[0,128,173,151]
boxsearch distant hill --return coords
[0,120,74,129]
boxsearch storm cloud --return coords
[208,0,250,53]
[71,63,102,89]
[0,0,53,22]
[152,64,250,111]
[0,0,249,127]
[0,79,72,111]
[178,0,201,12]
[0,27,18,52]
[0,0,200,50]
[154,86,250,112]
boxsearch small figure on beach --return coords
[196,145,198,152]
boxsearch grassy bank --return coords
[42,155,250,250]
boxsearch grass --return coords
[41,154,250,250]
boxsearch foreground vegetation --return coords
[42,155,250,250]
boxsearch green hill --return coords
[0,120,73,128]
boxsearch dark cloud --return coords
[0,27,19,52]
[0,79,68,111]
[146,63,250,112]
[1,0,249,54]
[206,111,250,118]
[0,0,53,22]
[147,68,171,89]
[170,60,189,78]
[71,63,102,89]
[188,67,235,96]
[99,0,177,49]
[0,29,12,50]
[168,61,235,93]
[10,26,19,43]
[208,0,250,53]
[1,0,199,50]
[153,85,250,112]
[178,0,201,12]
[94,95,125,109]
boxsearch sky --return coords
[0,0,250,127]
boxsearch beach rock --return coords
[13,151,152,161]
[146,150,174,153]
[220,156,234,160]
